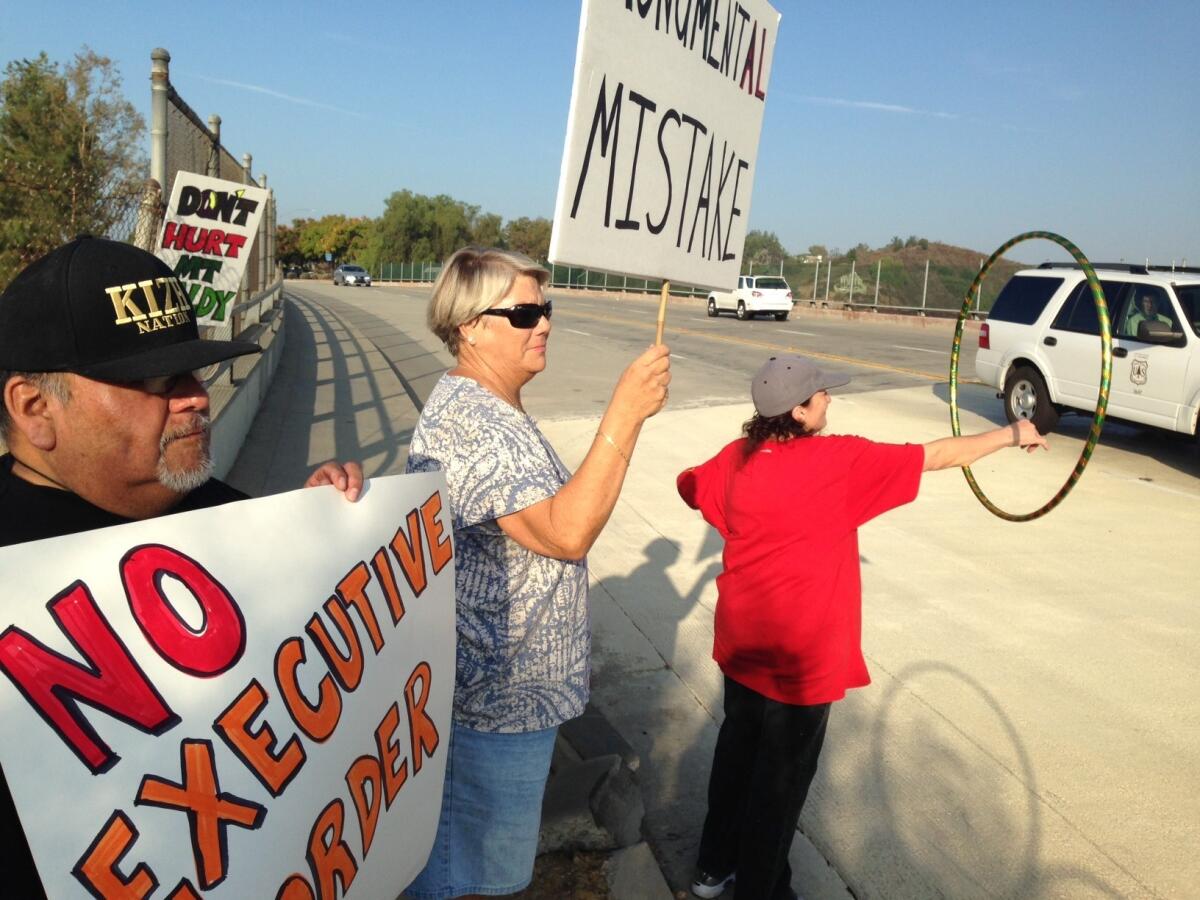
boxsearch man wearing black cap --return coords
[0,236,362,894]
[679,354,1048,900]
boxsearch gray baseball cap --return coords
[750,354,850,417]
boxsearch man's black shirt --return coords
[0,453,248,896]
[0,454,247,545]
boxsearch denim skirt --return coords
[403,720,558,898]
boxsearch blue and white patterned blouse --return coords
[405,374,590,732]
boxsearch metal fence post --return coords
[242,153,252,184]
[848,260,856,306]
[974,258,984,315]
[149,49,169,194]
[874,260,881,308]
[812,260,819,305]
[132,179,162,252]
[268,188,276,281]
[824,260,832,306]
[207,114,221,178]
[257,174,268,296]
[920,259,929,315]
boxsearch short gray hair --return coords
[0,371,71,441]
[427,247,549,356]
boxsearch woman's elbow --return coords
[553,531,594,561]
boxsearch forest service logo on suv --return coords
[974,263,1200,436]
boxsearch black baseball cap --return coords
[0,236,259,380]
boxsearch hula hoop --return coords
[948,231,1112,522]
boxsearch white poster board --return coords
[0,473,455,898]
[550,0,782,292]
[156,173,271,326]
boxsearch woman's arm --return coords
[498,344,671,559]
[922,419,1047,472]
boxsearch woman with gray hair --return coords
[403,246,670,899]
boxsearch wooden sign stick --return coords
[655,280,670,345]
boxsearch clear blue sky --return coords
[2,1,1196,264]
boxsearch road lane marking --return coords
[670,352,689,360]
[564,328,592,336]
[895,345,945,355]
[781,329,818,336]
[560,307,966,382]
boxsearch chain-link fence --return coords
[140,48,279,349]
[777,256,1015,317]
[367,255,1017,317]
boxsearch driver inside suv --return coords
[1124,289,1174,338]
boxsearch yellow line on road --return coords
[562,306,976,383]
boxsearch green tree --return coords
[471,212,504,248]
[742,229,786,269]
[294,214,372,266]
[807,244,828,260]
[0,48,146,288]
[371,190,477,265]
[503,217,552,260]
[276,221,303,265]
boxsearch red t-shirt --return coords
[677,435,924,705]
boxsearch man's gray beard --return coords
[157,413,214,493]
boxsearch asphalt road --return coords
[274,280,1199,899]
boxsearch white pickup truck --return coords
[707,275,794,321]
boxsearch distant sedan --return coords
[333,264,372,286]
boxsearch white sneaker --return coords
[691,868,735,898]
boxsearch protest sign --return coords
[551,0,782,292]
[156,173,270,327]
[0,473,454,898]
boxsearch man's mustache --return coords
[160,413,211,448]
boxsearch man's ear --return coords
[4,376,59,451]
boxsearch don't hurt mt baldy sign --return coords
[551,0,782,292]
[157,173,270,326]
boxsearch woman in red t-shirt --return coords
[678,354,1046,900]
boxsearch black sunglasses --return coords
[115,369,209,396]
[479,300,552,329]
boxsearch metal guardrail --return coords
[203,277,284,387]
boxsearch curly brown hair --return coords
[741,408,812,458]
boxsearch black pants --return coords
[697,676,831,900]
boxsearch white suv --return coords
[975,264,1200,436]
[707,275,793,321]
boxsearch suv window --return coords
[754,277,788,290]
[988,275,1063,325]
[1116,285,1179,340]
[1175,285,1200,337]
[1050,280,1128,335]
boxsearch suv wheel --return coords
[707,297,718,317]
[736,301,748,320]
[1003,365,1059,433]
[774,311,788,321]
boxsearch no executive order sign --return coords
[0,473,454,898]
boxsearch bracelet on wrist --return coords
[597,430,631,466]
